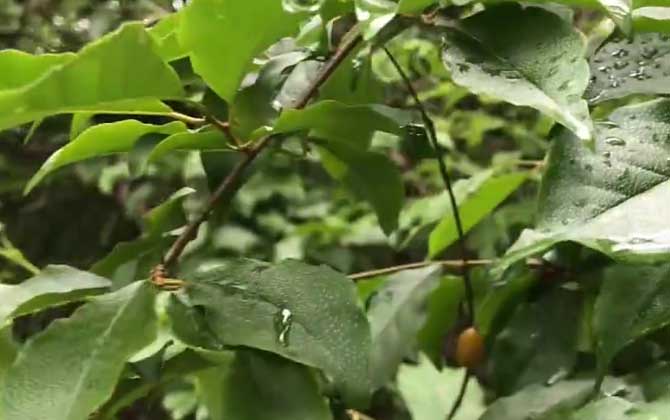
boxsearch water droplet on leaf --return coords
[275,308,293,347]
[605,137,626,146]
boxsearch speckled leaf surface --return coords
[442,4,592,140]
[1,282,157,420]
[587,32,670,103]
[594,264,670,377]
[496,99,670,275]
[168,259,371,407]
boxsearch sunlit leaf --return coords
[180,0,304,102]
[0,24,183,131]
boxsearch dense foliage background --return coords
[1,0,670,419]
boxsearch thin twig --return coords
[162,25,363,268]
[169,111,207,126]
[349,259,494,280]
[447,370,471,420]
[383,47,474,322]
[348,258,544,280]
[383,47,475,420]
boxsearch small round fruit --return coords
[455,327,485,369]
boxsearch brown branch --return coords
[162,25,363,268]
[348,258,544,280]
[349,259,494,281]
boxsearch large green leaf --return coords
[264,100,406,148]
[397,354,485,420]
[633,7,670,34]
[0,23,183,131]
[168,259,371,407]
[490,288,581,395]
[148,12,189,62]
[428,171,527,257]
[1,282,158,420]
[147,130,228,162]
[368,265,441,389]
[196,350,332,420]
[180,0,304,102]
[587,32,670,104]
[479,379,594,420]
[27,120,186,193]
[0,50,74,91]
[0,265,111,327]
[318,142,404,234]
[496,99,670,276]
[0,328,17,390]
[441,4,592,140]
[593,264,670,378]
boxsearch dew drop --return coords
[275,308,293,347]
[605,137,626,146]
[613,61,628,70]
[598,65,611,73]
[641,46,658,59]
[282,0,323,13]
[611,48,629,58]
[457,63,470,72]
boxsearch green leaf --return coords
[318,142,404,234]
[1,282,158,420]
[442,4,592,140]
[594,264,670,378]
[168,259,371,407]
[355,0,396,40]
[633,8,670,34]
[397,354,486,420]
[598,0,633,35]
[0,265,111,328]
[0,23,183,131]
[0,328,17,389]
[428,171,527,257]
[180,0,304,102]
[397,0,438,14]
[368,265,441,389]
[490,288,581,395]
[231,50,309,138]
[91,188,193,280]
[586,32,670,104]
[196,350,332,420]
[417,275,464,363]
[479,379,594,420]
[266,100,406,148]
[496,99,670,276]
[148,12,189,62]
[0,50,74,91]
[27,120,186,193]
[148,130,228,162]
